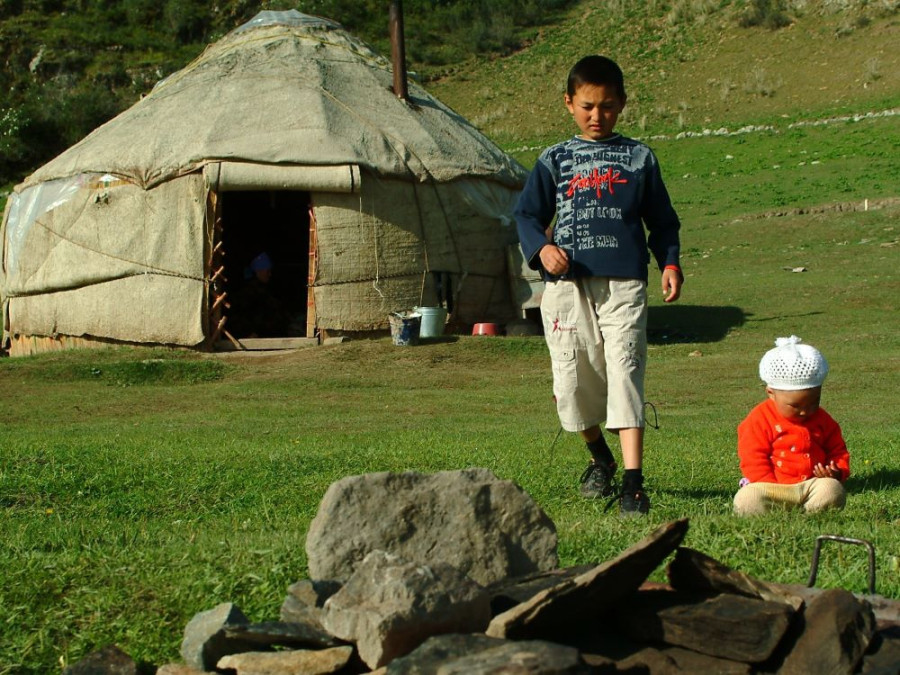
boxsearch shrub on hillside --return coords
[737,0,792,29]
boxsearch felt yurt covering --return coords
[0,10,528,354]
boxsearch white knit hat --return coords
[759,335,829,390]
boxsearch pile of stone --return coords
[64,468,900,674]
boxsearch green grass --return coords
[655,115,900,221]
[2,199,899,671]
[508,114,900,227]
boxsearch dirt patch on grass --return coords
[738,196,900,220]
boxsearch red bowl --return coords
[472,323,499,336]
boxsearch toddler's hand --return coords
[813,461,841,479]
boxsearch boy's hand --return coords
[661,267,683,303]
[539,245,570,276]
[813,461,842,480]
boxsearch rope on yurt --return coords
[364,186,386,303]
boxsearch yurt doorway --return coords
[217,191,311,342]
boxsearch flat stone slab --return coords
[618,589,794,663]
[486,519,689,641]
[614,645,751,675]
[217,646,354,674]
[382,633,592,674]
[667,547,803,610]
[156,666,206,675]
[224,621,343,649]
[487,565,595,615]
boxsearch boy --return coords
[515,55,683,515]
[734,336,850,515]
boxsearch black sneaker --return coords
[619,487,651,516]
[579,461,618,499]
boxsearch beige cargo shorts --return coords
[540,277,648,432]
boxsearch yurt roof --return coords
[21,10,526,191]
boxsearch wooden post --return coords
[306,203,319,340]
[389,0,408,101]
[204,190,225,350]
[204,182,236,351]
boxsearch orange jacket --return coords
[737,399,850,484]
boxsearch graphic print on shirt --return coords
[554,146,631,259]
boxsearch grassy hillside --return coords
[430,0,900,158]
[429,0,900,246]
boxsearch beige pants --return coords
[540,278,648,432]
[733,478,847,516]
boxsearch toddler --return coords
[734,336,850,515]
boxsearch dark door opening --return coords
[219,191,311,339]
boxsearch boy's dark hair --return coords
[567,55,626,99]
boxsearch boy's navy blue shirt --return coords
[515,134,681,282]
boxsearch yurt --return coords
[0,10,530,355]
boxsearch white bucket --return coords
[415,306,447,338]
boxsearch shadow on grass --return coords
[664,486,736,501]
[648,304,747,345]
[846,468,900,492]
[745,310,825,324]
[417,335,461,345]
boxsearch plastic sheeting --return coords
[2,174,207,346]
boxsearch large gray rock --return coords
[305,468,558,587]
[321,550,492,669]
[280,594,327,627]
